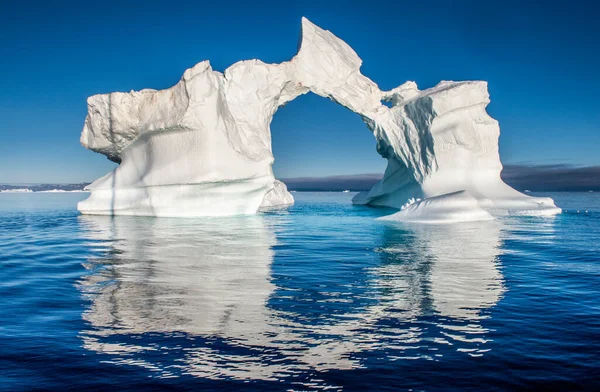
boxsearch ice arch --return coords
[78,18,559,219]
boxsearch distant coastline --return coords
[2,164,599,194]
[281,165,600,192]
[0,183,89,193]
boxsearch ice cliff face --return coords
[78,17,559,219]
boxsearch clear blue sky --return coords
[1,0,598,183]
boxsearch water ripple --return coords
[0,192,599,390]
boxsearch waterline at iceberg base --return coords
[78,17,559,220]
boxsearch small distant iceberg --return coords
[0,188,89,193]
[0,188,33,193]
[38,189,90,193]
[343,190,350,193]
[0,183,89,193]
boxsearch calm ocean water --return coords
[0,192,598,391]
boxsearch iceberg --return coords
[378,191,494,224]
[259,180,294,209]
[78,17,559,219]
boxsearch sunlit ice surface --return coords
[0,192,599,390]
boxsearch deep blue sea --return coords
[0,192,599,391]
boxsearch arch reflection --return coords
[371,221,506,355]
[78,215,506,383]
[78,215,275,338]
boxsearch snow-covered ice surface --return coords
[78,17,559,221]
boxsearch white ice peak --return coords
[78,17,559,219]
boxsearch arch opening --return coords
[269,93,386,192]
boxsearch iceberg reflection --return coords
[78,215,275,337]
[78,215,506,383]
[372,221,506,356]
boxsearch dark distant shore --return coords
[0,183,89,192]
[2,164,599,193]
[282,164,600,192]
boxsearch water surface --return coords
[1,192,599,390]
